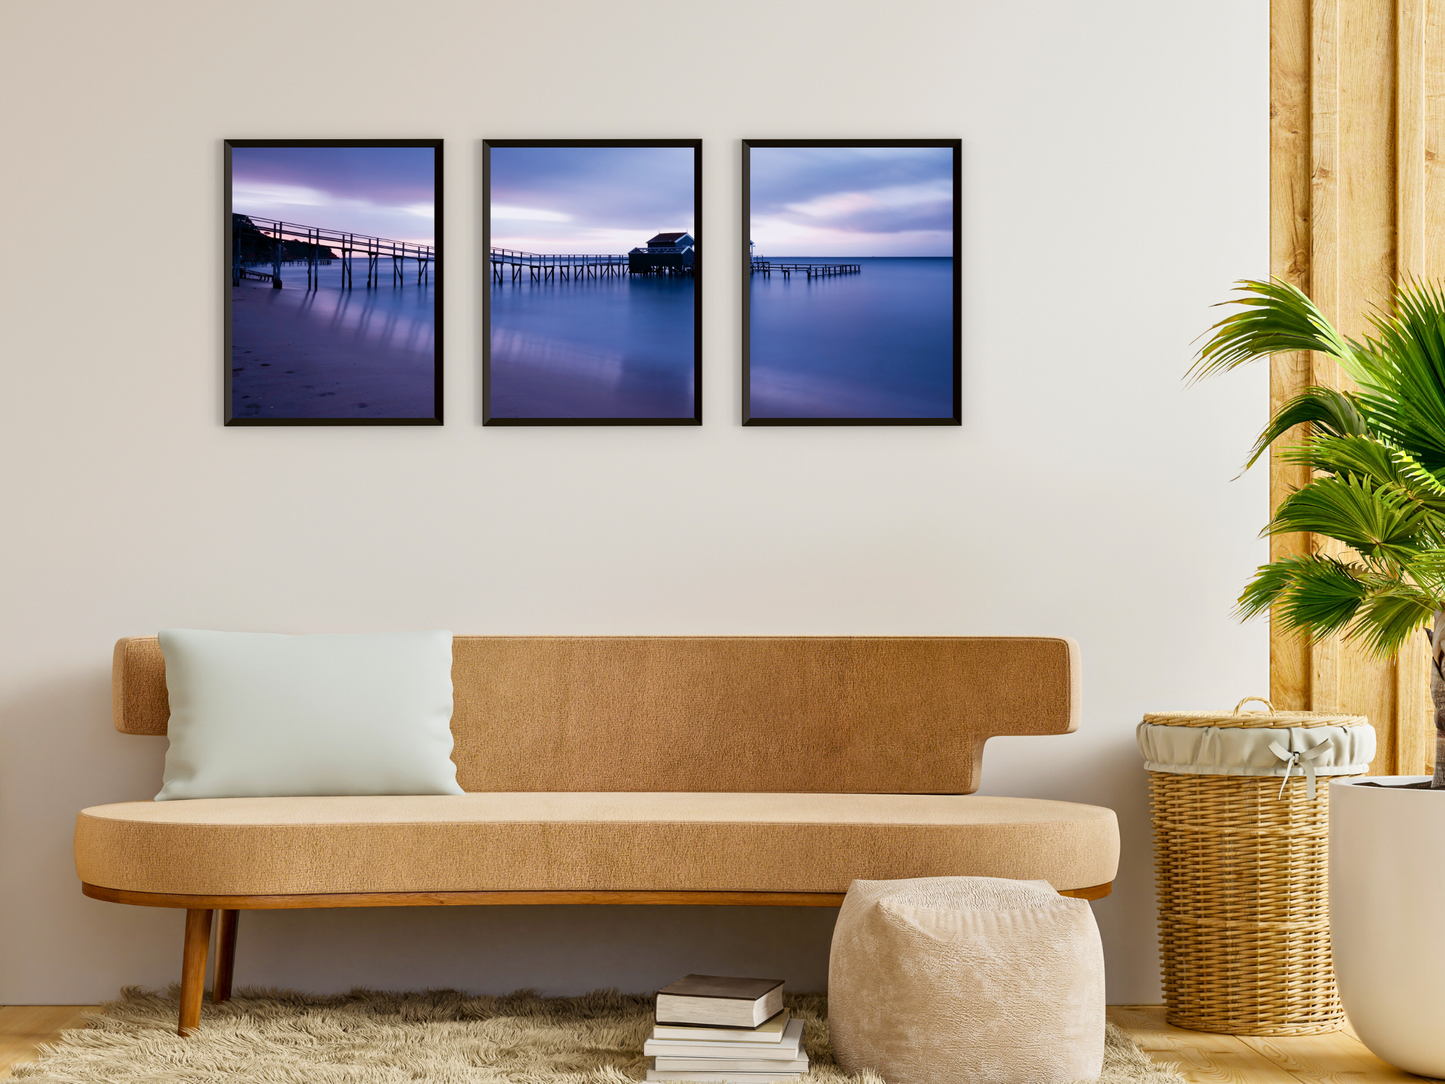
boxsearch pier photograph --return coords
[224,139,442,425]
[743,140,960,425]
[484,139,702,424]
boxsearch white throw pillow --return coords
[156,629,463,800]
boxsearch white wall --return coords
[0,0,1267,1004]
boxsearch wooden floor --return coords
[0,1004,1433,1080]
[1107,1007,1437,1083]
[0,1006,93,1078]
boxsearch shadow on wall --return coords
[236,905,841,995]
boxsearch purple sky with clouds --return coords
[230,146,435,246]
[749,146,953,257]
[489,146,694,255]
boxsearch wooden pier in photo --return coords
[231,214,433,291]
[750,259,861,280]
[489,249,631,284]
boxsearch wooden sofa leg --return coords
[213,910,238,1004]
[178,908,212,1036]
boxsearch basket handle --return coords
[1233,696,1275,715]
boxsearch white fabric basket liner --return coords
[1137,721,1375,777]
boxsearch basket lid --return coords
[1142,696,1368,730]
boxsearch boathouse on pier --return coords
[628,232,695,275]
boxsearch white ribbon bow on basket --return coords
[1269,740,1331,800]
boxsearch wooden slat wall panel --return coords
[1270,0,1438,774]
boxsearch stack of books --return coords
[644,974,807,1082]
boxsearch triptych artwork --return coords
[223,138,960,428]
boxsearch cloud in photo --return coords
[489,146,694,254]
[230,146,436,246]
[749,146,953,257]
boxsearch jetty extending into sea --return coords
[747,240,861,280]
[490,232,696,284]
[490,249,631,283]
[231,214,433,291]
[749,257,861,280]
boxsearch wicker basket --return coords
[1143,698,1370,1035]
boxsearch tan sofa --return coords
[75,636,1120,1035]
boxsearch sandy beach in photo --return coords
[231,276,435,419]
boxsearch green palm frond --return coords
[1266,475,1434,569]
[1353,587,1438,656]
[1349,280,1445,474]
[1237,555,1435,657]
[1242,387,1370,470]
[1189,279,1366,383]
[1275,434,1404,485]
[1197,277,1445,655]
[1405,549,1445,600]
[1237,554,1369,636]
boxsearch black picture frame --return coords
[483,138,703,426]
[741,138,962,426]
[224,138,444,426]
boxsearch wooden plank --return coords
[1149,1044,1304,1084]
[1399,0,1428,278]
[1337,0,1403,771]
[1396,633,1433,774]
[1271,0,1316,713]
[1309,0,1344,718]
[1107,1007,1302,1084]
[1427,0,1445,281]
[1237,1029,1424,1082]
[1108,1006,1257,1053]
[0,1006,92,1038]
[0,1007,93,1078]
[1392,0,1430,770]
[1106,1007,1434,1084]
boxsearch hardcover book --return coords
[655,974,785,1028]
[653,1054,810,1072]
[651,1009,791,1043]
[643,1017,804,1059]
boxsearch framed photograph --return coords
[483,139,702,425]
[742,139,961,425]
[224,139,442,425]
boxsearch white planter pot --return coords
[1330,776,1445,1077]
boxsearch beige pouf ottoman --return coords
[828,876,1105,1084]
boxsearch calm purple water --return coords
[748,257,955,419]
[488,275,696,420]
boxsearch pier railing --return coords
[490,248,630,284]
[750,259,861,280]
[232,214,433,291]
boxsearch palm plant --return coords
[1192,278,1445,788]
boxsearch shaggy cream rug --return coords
[12,988,1186,1084]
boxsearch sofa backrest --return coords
[111,635,1079,795]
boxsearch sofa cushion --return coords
[74,793,1119,897]
[156,629,463,800]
